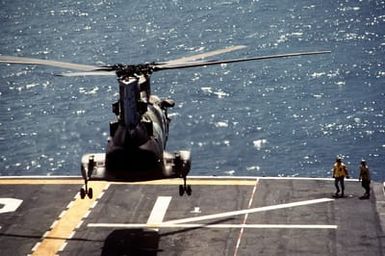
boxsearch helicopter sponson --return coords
[80,150,191,182]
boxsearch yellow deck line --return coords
[31,182,109,256]
[0,179,84,185]
[0,178,257,186]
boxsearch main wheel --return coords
[80,188,86,199]
[179,185,185,196]
[87,188,93,199]
[186,185,192,196]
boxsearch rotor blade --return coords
[155,50,331,71]
[56,71,116,77]
[161,45,247,66]
[0,55,100,71]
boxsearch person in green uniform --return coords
[358,159,371,199]
[332,156,349,198]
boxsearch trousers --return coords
[334,177,345,194]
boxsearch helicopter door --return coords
[119,78,140,128]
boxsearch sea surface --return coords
[0,0,384,180]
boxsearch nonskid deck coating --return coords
[0,176,384,255]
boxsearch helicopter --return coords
[0,46,330,199]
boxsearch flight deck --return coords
[0,176,384,255]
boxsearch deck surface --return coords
[0,176,384,255]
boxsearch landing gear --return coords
[80,155,96,199]
[174,151,192,197]
[80,180,93,199]
[179,176,192,196]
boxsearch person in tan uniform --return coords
[332,157,349,198]
[358,159,371,199]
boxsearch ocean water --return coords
[0,0,384,180]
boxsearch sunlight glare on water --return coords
[0,0,384,180]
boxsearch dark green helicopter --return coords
[0,46,330,199]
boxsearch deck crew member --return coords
[358,159,371,199]
[332,156,349,198]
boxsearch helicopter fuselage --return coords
[80,75,191,183]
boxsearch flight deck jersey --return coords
[333,163,348,178]
[359,165,370,181]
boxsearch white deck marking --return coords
[190,207,201,214]
[164,198,334,224]
[31,242,41,252]
[0,198,23,214]
[146,196,172,231]
[234,178,259,256]
[58,242,68,253]
[88,223,337,229]
[88,197,335,230]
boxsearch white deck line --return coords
[88,198,335,231]
[163,198,334,224]
[88,223,338,229]
[234,178,259,256]
[146,196,172,231]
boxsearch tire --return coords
[88,188,93,199]
[80,188,86,199]
[186,185,192,196]
[179,185,185,196]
